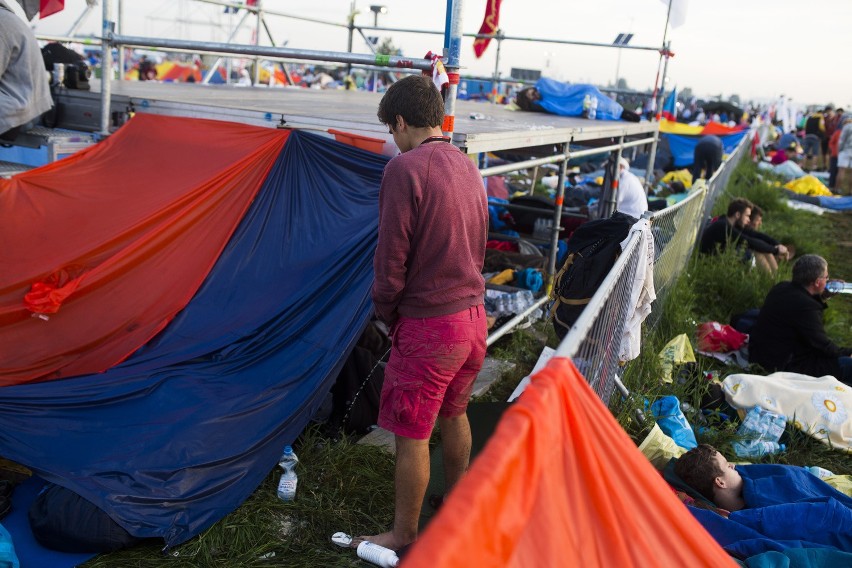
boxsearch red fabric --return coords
[0,114,288,385]
[697,322,748,353]
[405,358,737,568]
[700,121,745,136]
[473,0,502,58]
[39,0,64,18]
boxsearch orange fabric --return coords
[405,358,737,568]
[701,121,745,136]
[0,114,288,385]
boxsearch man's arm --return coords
[794,303,850,358]
[730,226,778,254]
[372,161,417,326]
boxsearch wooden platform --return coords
[55,80,657,155]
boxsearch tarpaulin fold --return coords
[405,357,736,567]
[0,127,388,546]
[0,114,288,384]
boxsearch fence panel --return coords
[553,131,753,402]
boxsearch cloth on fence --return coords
[618,218,656,362]
[722,372,852,452]
[783,175,833,197]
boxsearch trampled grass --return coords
[84,159,851,566]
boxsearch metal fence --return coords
[554,131,754,403]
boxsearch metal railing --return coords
[553,131,754,402]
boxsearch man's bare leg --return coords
[360,435,430,551]
[753,252,777,274]
[438,413,472,491]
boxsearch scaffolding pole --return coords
[253,0,262,86]
[442,0,464,138]
[547,142,570,289]
[490,31,503,105]
[99,0,113,135]
[201,10,252,84]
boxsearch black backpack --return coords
[41,43,91,90]
[550,213,634,340]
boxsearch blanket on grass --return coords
[722,372,852,452]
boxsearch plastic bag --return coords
[650,396,698,450]
[638,423,687,470]
[658,334,696,383]
[696,321,748,353]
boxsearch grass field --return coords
[85,160,852,566]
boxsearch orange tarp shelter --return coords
[405,357,737,567]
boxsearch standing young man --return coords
[365,75,488,551]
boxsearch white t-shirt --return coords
[617,170,649,219]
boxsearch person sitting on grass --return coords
[742,205,793,263]
[748,254,852,383]
[698,198,786,274]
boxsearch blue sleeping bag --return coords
[534,78,624,121]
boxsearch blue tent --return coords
[0,129,388,546]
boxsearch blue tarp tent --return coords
[666,131,748,168]
[0,126,388,546]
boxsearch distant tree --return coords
[729,94,741,106]
[377,37,400,56]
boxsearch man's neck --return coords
[409,126,445,147]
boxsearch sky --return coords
[22,0,852,109]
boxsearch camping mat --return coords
[419,402,510,529]
[3,476,96,568]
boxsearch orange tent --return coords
[405,357,737,567]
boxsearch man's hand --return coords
[775,244,790,261]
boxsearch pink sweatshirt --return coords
[372,141,487,324]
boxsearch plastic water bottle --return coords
[356,541,400,568]
[582,94,591,118]
[276,445,298,501]
[806,465,834,479]
[826,280,852,295]
[734,440,785,458]
[588,96,598,120]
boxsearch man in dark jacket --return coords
[699,198,786,273]
[749,254,852,383]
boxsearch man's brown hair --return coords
[727,198,753,218]
[377,75,444,130]
[674,444,725,502]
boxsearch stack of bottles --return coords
[733,406,787,458]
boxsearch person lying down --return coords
[671,444,852,560]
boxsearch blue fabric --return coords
[534,78,624,121]
[0,523,19,568]
[662,87,677,117]
[1,477,94,568]
[0,131,388,547]
[746,548,852,568]
[816,196,852,211]
[650,395,698,449]
[689,465,852,558]
[666,131,749,167]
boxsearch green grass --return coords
[85,159,852,566]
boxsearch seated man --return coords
[749,254,852,383]
[741,205,792,264]
[698,198,784,273]
[0,1,52,141]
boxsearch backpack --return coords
[41,43,91,90]
[549,213,634,340]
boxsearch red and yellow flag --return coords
[473,0,502,58]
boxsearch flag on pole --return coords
[38,0,64,18]
[659,0,688,28]
[473,0,503,58]
[661,86,678,121]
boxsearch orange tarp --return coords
[405,357,737,567]
[0,114,288,385]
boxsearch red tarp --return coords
[0,114,288,385]
[405,357,737,567]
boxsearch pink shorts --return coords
[378,305,487,440]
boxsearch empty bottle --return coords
[356,541,400,568]
[582,94,591,118]
[276,445,298,501]
[588,96,598,120]
[806,465,834,479]
[733,440,785,458]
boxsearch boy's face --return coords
[713,452,743,495]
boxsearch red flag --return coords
[39,0,64,18]
[473,0,502,58]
